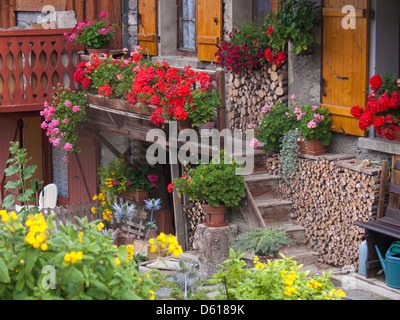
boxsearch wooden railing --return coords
[0,28,80,113]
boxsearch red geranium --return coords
[369,74,383,94]
[351,73,400,140]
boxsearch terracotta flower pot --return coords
[298,138,327,156]
[120,190,135,201]
[87,48,110,56]
[134,189,148,202]
[203,204,228,227]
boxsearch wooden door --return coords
[68,134,98,205]
[196,0,222,62]
[0,119,20,203]
[138,0,158,56]
[321,0,369,136]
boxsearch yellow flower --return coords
[64,253,71,262]
[97,222,105,231]
[41,243,48,251]
[92,194,98,200]
[115,257,121,267]
[11,211,18,221]
[1,213,9,222]
[91,207,97,214]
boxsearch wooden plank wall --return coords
[0,0,122,50]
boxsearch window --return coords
[252,0,273,20]
[177,0,196,53]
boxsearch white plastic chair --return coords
[38,183,58,211]
[14,183,58,212]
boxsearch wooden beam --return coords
[170,153,187,251]
[81,125,121,157]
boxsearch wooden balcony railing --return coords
[0,28,80,113]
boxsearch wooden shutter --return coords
[196,0,222,62]
[321,0,369,136]
[68,135,98,205]
[138,0,158,56]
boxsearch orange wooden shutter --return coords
[321,0,369,136]
[196,0,222,62]
[138,0,158,56]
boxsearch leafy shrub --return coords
[232,227,293,257]
[209,249,346,300]
[0,212,156,300]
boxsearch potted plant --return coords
[124,160,158,201]
[65,12,118,54]
[293,97,332,155]
[188,89,221,131]
[40,84,87,162]
[351,71,400,140]
[215,19,287,75]
[256,102,297,152]
[171,150,246,227]
[232,227,294,259]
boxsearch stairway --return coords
[236,153,319,266]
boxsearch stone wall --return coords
[227,63,288,133]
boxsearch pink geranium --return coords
[250,138,259,149]
[64,143,73,151]
[72,105,80,113]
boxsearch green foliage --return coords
[232,227,293,257]
[256,102,297,151]
[280,129,300,182]
[89,53,139,99]
[266,0,315,54]
[187,89,221,127]
[2,141,42,214]
[0,212,156,300]
[173,150,246,208]
[209,249,346,300]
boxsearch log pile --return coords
[265,152,388,267]
[227,63,288,133]
[183,200,206,249]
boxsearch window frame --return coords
[176,0,197,56]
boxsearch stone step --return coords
[245,173,280,200]
[268,222,307,245]
[255,198,293,224]
[285,247,319,266]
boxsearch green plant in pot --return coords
[232,227,294,259]
[293,98,332,155]
[256,102,297,152]
[171,150,246,227]
[187,89,221,129]
[65,12,118,52]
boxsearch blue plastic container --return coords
[358,240,367,276]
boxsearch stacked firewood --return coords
[183,200,206,249]
[265,152,388,267]
[227,63,288,133]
